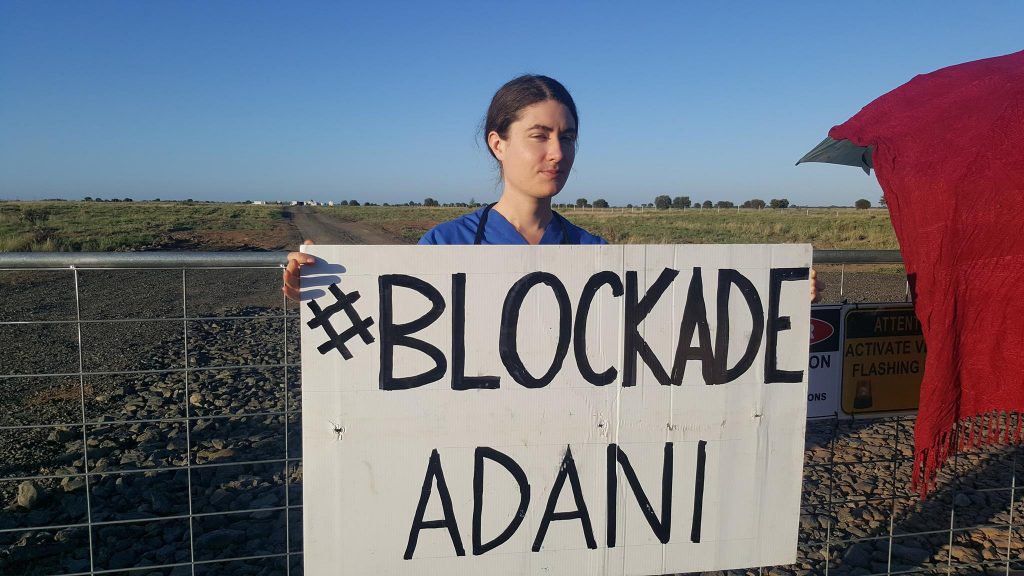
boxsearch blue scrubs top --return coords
[418,206,607,245]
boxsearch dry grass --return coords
[318,205,899,249]
[0,201,285,252]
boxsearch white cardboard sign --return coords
[300,245,810,575]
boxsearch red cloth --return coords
[830,50,1024,495]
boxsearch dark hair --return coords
[484,74,579,161]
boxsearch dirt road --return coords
[285,206,406,245]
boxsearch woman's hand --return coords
[810,268,825,304]
[283,240,315,301]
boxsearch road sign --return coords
[841,305,925,415]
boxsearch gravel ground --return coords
[0,266,1020,576]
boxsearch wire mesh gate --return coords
[0,251,1019,575]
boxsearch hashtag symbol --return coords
[306,283,375,359]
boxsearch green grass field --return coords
[0,201,898,251]
[0,201,286,251]
[316,205,899,248]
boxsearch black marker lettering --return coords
[405,449,465,559]
[574,271,623,386]
[606,443,673,547]
[473,447,530,555]
[765,268,808,383]
[670,268,714,385]
[712,269,765,384]
[452,273,500,390]
[379,275,447,390]
[499,272,571,388]
[532,445,597,551]
[623,268,679,387]
[691,440,707,543]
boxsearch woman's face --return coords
[489,99,577,202]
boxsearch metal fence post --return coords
[72,266,97,574]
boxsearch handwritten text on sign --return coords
[300,245,811,575]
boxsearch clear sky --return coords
[1,1,1021,206]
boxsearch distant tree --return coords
[382,203,390,206]
[625,203,633,208]
[123,198,133,202]
[748,199,766,209]
[593,199,609,208]
[671,195,691,209]
[879,195,887,208]
[349,200,360,206]
[469,197,480,207]
[740,200,751,208]
[83,196,93,202]
[185,199,194,204]
[854,198,871,209]
[654,195,672,210]
[424,197,439,207]
[770,198,789,209]
[702,200,713,209]
[153,198,160,202]
[575,198,588,207]
[716,200,735,209]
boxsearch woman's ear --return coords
[487,131,504,161]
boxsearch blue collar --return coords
[474,203,570,245]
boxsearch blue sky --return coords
[1,1,1021,206]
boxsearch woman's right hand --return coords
[283,239,315,301]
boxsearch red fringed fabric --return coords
[830,50,1024,496]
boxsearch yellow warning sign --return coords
[841,306,925,414]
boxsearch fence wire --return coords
[0,252,1020,576]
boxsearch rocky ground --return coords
[0,266,1020,576]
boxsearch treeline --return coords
[562,196,794,210]
[70,196,884,209]
[646,195,793,209]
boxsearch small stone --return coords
[981,547,1003,561]
[196,528,245,549]
[843,544,872,567]
[977,526,1006,541]
[204,448,236,462]
[209,489,232,506]
[16,481,39,509]
[61,476,87,493]
[949,545,982,563]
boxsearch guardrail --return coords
[0,249,905,269]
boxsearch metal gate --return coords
[0,251,1019,575]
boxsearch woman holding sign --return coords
[284,74,605,299]
[283,75,821,301]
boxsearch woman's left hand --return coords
[810,268,825,304]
